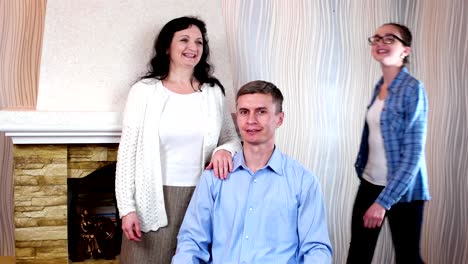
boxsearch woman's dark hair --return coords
[384,23,412,64]
[140,16,224,94]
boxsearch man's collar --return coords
[232,146,283,176]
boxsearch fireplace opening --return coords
[67,162,122,262]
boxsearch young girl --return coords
[347,23,430,264]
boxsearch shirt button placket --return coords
[240,175,257,262]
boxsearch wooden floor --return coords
[0,256,15,264]
[0,256,121,264]
[73,260,119,264]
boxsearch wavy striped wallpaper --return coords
[221,1,468,263]
[1,0,467,263]
[0,0,46,256]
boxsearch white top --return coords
[115,79,241,232]
[363,98,388,186]
[159,90,204,186]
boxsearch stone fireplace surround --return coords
[0,110,123,264]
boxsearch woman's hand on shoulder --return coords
[206,150,233,180]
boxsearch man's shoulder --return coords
[279,150,311,171]
[200,168,216,180]
[200,169,226,187]
[276,150,318,181]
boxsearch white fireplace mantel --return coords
[0,110,122,144]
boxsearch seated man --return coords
[172,80,332,264]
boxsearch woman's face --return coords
[370,24,410,67]
[167,25,203,69]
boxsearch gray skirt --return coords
[119,186,195,264]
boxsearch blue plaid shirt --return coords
[355,67,431,210]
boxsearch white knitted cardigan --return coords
[115,79,241,232]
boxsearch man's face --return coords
[236,93,284,147]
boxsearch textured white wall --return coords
[36,0,236,111]
[221,0,468,263]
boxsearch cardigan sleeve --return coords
[213,91,242,156]
[115,82,146,218]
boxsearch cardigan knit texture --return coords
[115,79,241,232]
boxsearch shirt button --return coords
[254,179,257,183]
[245,235,249,240]
[249,207,253,211]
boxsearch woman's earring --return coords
[400,54,406,59]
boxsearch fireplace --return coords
[0,111,123,263]
[13,144,121,263]
[68,161,122,262]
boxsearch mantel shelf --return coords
[0,110,122,144]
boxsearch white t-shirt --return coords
[362,98,388,186]
[159,89,204,186]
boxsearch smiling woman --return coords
[167,26,204,74]
[115,16,241,263]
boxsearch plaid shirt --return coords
[355,67,431,210]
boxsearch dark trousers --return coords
[347,179,425,264]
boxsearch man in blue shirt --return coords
[172,80,333,264]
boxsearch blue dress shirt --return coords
[354,67,431,209]
[172,147,332,264]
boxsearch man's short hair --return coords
[236,80,284,113]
